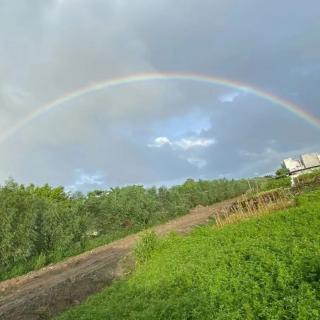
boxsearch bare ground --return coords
[0,199,232,320]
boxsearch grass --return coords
[214,188,293,227]
[57,190,320,320]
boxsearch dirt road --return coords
[0,200,230,319]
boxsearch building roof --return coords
[301,153,320,169]
[283,153,320,174]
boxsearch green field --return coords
[58,191,320,320]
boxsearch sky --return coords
[0,0,320,191]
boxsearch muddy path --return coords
[0,199,232,319]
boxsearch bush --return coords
[134,230,160,265]
[275,167,290,177]
[294,169,320,190]
[257,176,291,192]
[33,253,47,270]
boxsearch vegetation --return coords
[251,176,291,193]
[275,167,290,178]
[294,169,320,190]
[214,188,294,227]
[0,177,251,280]
[134,230,160,265]
[57,191,320,320]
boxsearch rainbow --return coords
[1,72,319,143]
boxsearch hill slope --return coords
[58,191,320,320]
[0,201,232,320]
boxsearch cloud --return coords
[187,157,207,169]
[0,0,319,189]
[148,136,171,148]
[219,91,241,103]
[148,136,216,150]
[66,170,105,192]
[218,89,249,103]
[1,85,31,105]
[175,137,216,150]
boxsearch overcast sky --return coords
[1,0,320,191]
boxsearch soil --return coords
[0,199,232,319]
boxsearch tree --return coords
[275,167,290,178]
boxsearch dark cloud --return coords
[0,0,319,189]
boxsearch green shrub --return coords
[134,230,160,265]
[33,253,47,270]
[256,176,291,192]
[294,169,320,190]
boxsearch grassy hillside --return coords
[58,191,320,320]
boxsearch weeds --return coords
[214,188,294,227]
[134,230,160,265]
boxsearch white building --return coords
[283,153,320,178]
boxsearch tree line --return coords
[0,177,256,280]
[1,173,293,280]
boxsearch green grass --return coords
[57,191,320,320]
